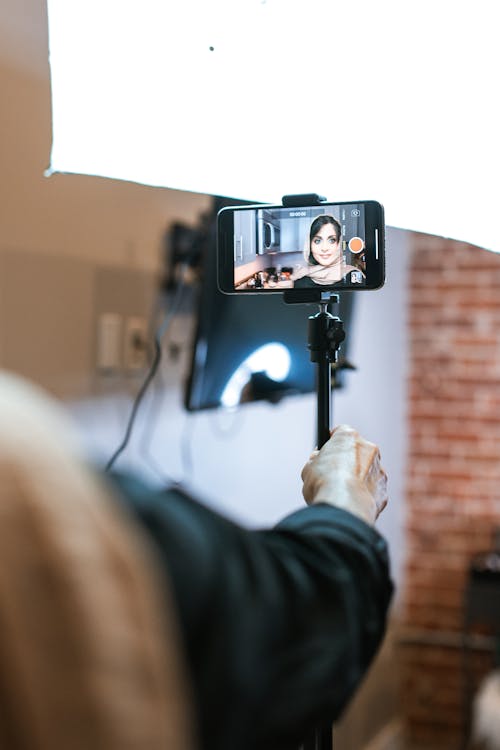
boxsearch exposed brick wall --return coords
[399,640,492,748]
[400,233,500,748]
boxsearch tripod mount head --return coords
[308,305,345,364]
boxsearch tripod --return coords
[282,192,347,750]
[285,289,345,750]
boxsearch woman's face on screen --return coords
[310,223,341,266]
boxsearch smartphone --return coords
[217,198,385,295]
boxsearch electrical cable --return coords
[104,267,188,473]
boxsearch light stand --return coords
[282,194,346,750]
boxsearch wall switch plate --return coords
[96,313,122,371]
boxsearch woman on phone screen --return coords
[292,214,361,288]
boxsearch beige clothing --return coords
[0,372,193,749]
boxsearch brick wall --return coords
[400,233,500,748]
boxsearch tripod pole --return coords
[301,299,345,750]
[316,349,333,449]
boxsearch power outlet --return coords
[124,316,149,372]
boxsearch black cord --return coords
[104,271,188,473]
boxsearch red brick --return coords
[401,235,500,744]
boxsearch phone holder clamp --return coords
[282,193,327,207]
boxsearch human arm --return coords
[301,423,388,524]
[106,427,392,750]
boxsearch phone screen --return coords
[217,199,384,294]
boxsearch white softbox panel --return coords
[47,0,500,252]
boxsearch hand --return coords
[301,425,388,525]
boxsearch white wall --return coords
[68,226,410,591]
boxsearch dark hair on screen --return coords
[308,215,342,265]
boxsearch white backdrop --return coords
[47,0,500,252]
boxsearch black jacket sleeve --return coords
[106,474,393,750]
